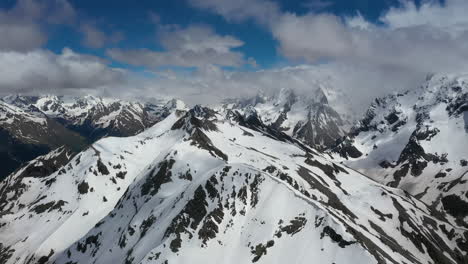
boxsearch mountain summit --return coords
[223,87,347,151]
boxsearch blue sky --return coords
[0,0,431,69]
[99,0,402,68]
[0,0,465,110]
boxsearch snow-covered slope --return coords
[1,105,466,264]
[0,99,87,179]
[0,95,184,179]
[0,98,85,145]
[223,87,347,150]
[330,73,468,227]
[8,95,183,141]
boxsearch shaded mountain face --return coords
[330,73,468,227]
[10,95,182,141]
[0,100,87,179]
[223,87,347,151]
[0,95,184,179]
[1,105,467,264]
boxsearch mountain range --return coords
[0,73,467,264]
[0,95,184,179]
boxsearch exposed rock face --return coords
[329,73,468,226]
[28,95,183,141]
[0,95,185,179]
[0,147,75,214]
[0,100,87,179]
[223,87,347,151]
[0,105,466,264]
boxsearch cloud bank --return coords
[2,0,468,118]
[0,48,125,94]
[179,0,468,114]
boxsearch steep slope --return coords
[0,100,87,178]
[1,105,466,264]
[0,95,183,179]
[223,88,347,151]
[330,73,468,227]
[17,95,179,141]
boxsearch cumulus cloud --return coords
[279,2,468,68]
[273,14,353,61]
[0,48,125,94]
[0,0,120,51]
[186,0,468,113]
[190,0,468,74]
[107,25,249,68]
[273,13,468,75]
[382,0,468,34]
[0,0,76,52]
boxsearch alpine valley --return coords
[0,73,467,264]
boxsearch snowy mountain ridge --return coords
[0,73,468,263]
[0,102,467,264]
[330,73,468,228]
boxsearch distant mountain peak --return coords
[164,98,187,110]
[222,87,346,150]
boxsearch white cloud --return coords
[273,12,468,73]
[0,48,418,117]
[0,24,46,52]
[159,25,243,53]
[2,0,466,118]
[269,0,468,74]
[0,48,125,94]
[381,0,468,35]
[272,13,354,61]
[0,0,76,52]
[346,12,370,30]
[189,0,468,100]
[188,0,280,26]
[107,25,247,68]
[124,62,420,117]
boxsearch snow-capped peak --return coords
[164,98,187,111]
[223,87,347,150]
[274,87,297,108]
